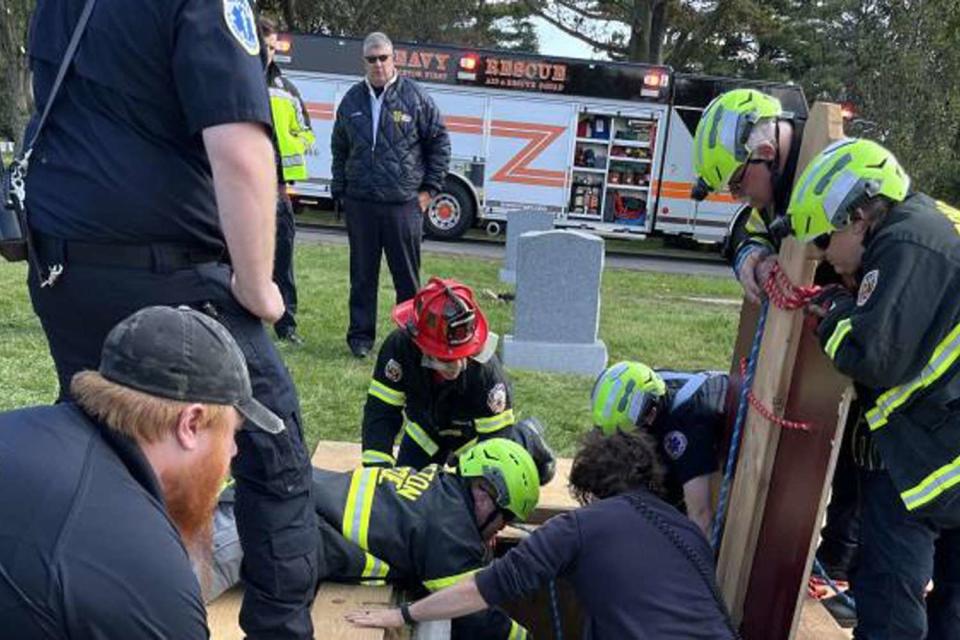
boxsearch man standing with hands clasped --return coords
[331,31,451,359]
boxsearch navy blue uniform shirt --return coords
[24,0,272,251]
[476,491,735,639]
[0,404,208,639]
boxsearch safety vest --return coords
[269,85,315,182]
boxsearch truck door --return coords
[483,97,573,213]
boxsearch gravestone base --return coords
[502,335,608,377]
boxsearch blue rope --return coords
[711,301,769,550]
[812,557,857,611]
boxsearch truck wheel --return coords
[424,180,476,240]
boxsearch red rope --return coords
[762,262,822,310]
[739,357,812,431]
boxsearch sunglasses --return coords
[728,155,768,194]
[364,54,391,63]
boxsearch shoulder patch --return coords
[663,430,688,460]
[384,358,403,383]
[857,269,879,306]
[223,0,260,56]
[487,383,507,414]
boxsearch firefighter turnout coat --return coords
[818,193,960,521]
[313,465,530,639]
[361,329,516,467]
[268,64,315,183]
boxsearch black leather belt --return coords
[34,232,223,272]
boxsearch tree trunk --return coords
[649,0,666,64]
[280,0,298,30]
[0,0,33,148]
[628,0,653,62]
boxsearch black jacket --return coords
[0,404,207,638]
[312,466,529,639]
[330,76,450,203]
[476,490,736,639]
[818,193,960,522]
[362,329,516,466]
[649,370,728,507]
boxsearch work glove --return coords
[806,284,856,342]
[508,417,557,485]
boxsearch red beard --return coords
[161,424,233,598]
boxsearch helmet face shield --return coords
[788,138,910,243]
[693,89,782,193]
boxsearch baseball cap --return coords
[98,306,285,434]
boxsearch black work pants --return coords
[273,194,299,338]
[344,197,421,348]
[28,243,318,640]
[853,469,960,639]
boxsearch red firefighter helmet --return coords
[392,277,496,362]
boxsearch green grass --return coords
[0,243,741,455]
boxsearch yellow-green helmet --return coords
[459,438,540,521]
[788,138,910,242]
[591,361,666,436]
[693,89,783,193]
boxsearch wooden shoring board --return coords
[716,102,849,631]
[797,597,853,640]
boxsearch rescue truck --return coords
[276,33,808,249]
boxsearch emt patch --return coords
[487,383,507,414]
[223,0,260,56]
[664,430,688,460]
[858,269,879,306]
[384,359,403,383]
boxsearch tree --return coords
[260,0,538,51]
[0,0,34,147]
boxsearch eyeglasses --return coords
[728,157,765,194]
[364,54,391,64]
[812,233,832,250]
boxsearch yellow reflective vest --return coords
[269,77,315,182]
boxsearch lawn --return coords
[0,242,741,455]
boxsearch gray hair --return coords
[363,32,393,54]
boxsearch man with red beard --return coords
[0,305,286,638]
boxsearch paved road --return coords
[298,227,732,278]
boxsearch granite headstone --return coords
[498,209,555,284]
[502,230,608,376]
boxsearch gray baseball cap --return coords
[98,306,285,434]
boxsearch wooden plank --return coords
[741,333,851,639]
[311,583,407,640]
[796,597,853,640]
[208,584,403,640]
[716,102,847,625]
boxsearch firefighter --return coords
[590,361,727,536]
[691,88,805,302]
[346,429,738,639]
[212,438,540,639]
[789,138,960,639]
[360,277,547,473]
[692,88,861,587]
[261,17,316,344]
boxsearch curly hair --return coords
[569,429,666,505]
